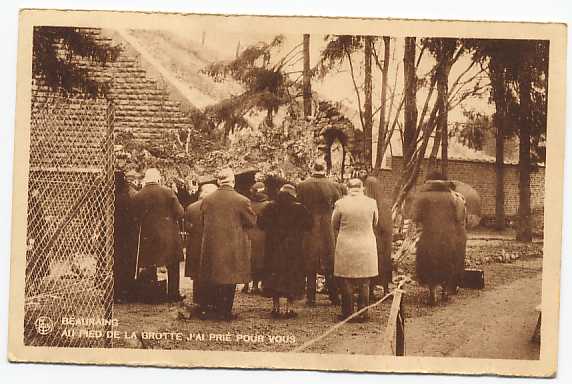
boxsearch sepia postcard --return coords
[8,8,567,377]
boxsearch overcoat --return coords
[200,185,256,284]
[411,181,467,288]
[175,184,194,208]
[362,176,394,286]
[297,175,342,273]
[114,179,138,293]
[259,192,313,298]
[184,199,203,278]
[248,192,271,280]
[332,194,379,278]
[131,183,184,268]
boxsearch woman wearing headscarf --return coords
[259,184,313,318]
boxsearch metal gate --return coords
[24,94,115,347]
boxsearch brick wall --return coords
[108,53,201,143]
[30,28,218,214]
[33,28,205,145]
[376,156,545,219]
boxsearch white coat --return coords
[332,193,379,278]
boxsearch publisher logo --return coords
[35,316,54,335]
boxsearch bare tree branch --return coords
[273,42,303,70]
[416,45,426,68]
[449,67,487,102]
[344,45,366,130]
[415,69,438,137]
[448,82,491,110]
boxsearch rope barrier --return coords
[292,281,406,353]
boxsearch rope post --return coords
[396,295,405,356]
[380,284,406,356]
[292,287,396,353]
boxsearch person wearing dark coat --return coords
[410,172,467,305]
[297,159,343,306]
[131,168,185,302]
[113,170,139,303]
[259,184,313,318]
[174,178,194,209]
[200,168,256,320]
[184,183,218,318]
[243,182,271,294]
[358,170,394,297]
[262,173,290,201]
[125,169,142,191]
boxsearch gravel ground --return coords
[112,232,544,357]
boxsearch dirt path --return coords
[404,271,541,359]
[325,258,542,358]
[113,240,543,358]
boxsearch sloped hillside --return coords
[127,30,243,104]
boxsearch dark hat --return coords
[312,159,327,175]
[279,184,297,199]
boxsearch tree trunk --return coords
[363,36,374,169]
[435,40,456,178]
[392,87,440,222]
[403,37,418,166]
[375,36,390,170]
[302,34,312,117]
[438,60,451,178]
[490,60,506,230]
[426,124,441,175]
[393,37,419,203]
[495,120,506,229]
[266,108,274,127]
[516,63,533,242]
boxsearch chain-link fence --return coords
[24,93,115,347]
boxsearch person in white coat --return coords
[332,178,379,322]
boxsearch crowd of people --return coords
[113,158,466,322]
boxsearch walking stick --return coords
[134,224,142,280]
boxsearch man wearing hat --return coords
[297,159,343,306]
[200,168,256,320]
[131,168,185,302]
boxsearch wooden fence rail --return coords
[379,286,405,356]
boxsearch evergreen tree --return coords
[32,27,121,97]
